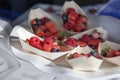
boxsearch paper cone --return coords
[98,41,120,65]
[17,25,70,60]
[66,46,103,71]
[28,8,63,33]
[60,0,91,35]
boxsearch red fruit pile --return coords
[65,29,103,49]
[68,51,101,59]
[27,36,63,52]
[101,48,120,58]
[31,17,60,38]
[62,8,87,32]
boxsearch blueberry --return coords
[62,14,67,23]
[51,48,56,52]
[35,18,42,26]
[102,53,107,57]
[89,45,95,49]
[41,17,50,24]
[32,24,38,30]
[90,51,97,56]
[89,35,93,38]
[56,49,60,52]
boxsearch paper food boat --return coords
[60,0,91,35]
[29,8,63,33]
[17,26,70,60]
[63,27,108,49]
[98,41,120,65]
[66,46,103,71]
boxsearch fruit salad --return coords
[101,48,120,58]
[31,17,67,40]
[64,29,103,49]
[26,36,70,52]
[62,7,87,33]
[67,51,101,59]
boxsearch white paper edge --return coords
[17,26,69,60]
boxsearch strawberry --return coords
[87,39,100,49]
[76,41,87,47]
[106,50,114,58]
[31,19,36,26]
[28,37,41,49]
[68,12,78,21]
[72,52,81,58]
[66,8,75,15]
[113,50,120,57]
[82,54,91,57]
[74,23,85,32]
[77,16,87,23]
[44,37,53,45]
[43,43,52,52]
[65,38,76,47]
[64,22,74,30]
[80,34,91,43]
[41,17,50,25]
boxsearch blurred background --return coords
[0,0,109,21]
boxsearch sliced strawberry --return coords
[76,41,87,47]
[113,50,120,57]
[44,37,53,45]
[72,52,81,58]
[87,39,100,49]
[31,20,36,26]
[64,21,74,30]
[80,34,91,43]
[43,43,52,52]
[74,23,85,32]
[66,8,75,14]
[106,50,114,58]
[28,37,41,49]
[65,38,76,47]
[68,12,78,21]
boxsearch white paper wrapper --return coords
[98,41,120,65]
[60,0,91,35]
[29,8,63,33]
[66,46,103,71]
[71,27,107,40]
[17,26,70,60]
[63,27,107,49]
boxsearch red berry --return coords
[41,17,50,25]
[66,8,75,14]
[77,16,87,23]
[43,43,52,52]
[74,23,85,32]
[65,38,76,47]
[87,39,100,49]
[106,50,114,58]
[76,41,87,47]
[68,12,78,21]
[72,52,81,58]
[64,22,74,30]
[113,50,120,57]
[83,54,91,57]
[28,37,41,49]
[44,37,53,45]
[80,34,91,43]
[31,20,36,26]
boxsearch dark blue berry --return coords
[32,24,38,30]
[35,18,42,26]
[56,49,60,52]
[51,48,57,52]
[90,51,97,57]
[89,35,93,38]
[102,53,107,57]
[89,45,95,49]
[62,14,67,23]
[41,17,50,24]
